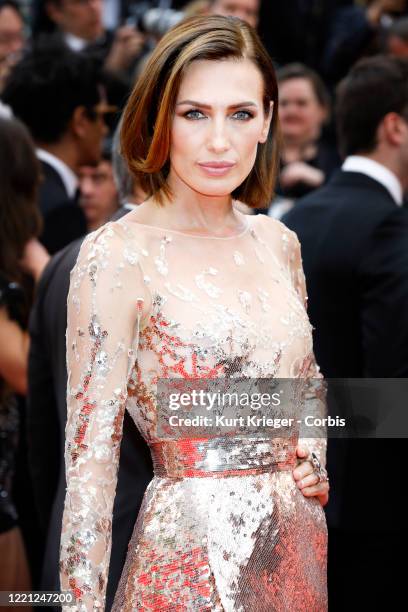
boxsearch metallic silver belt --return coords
[150,436,298,478]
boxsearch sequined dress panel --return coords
[59,213,327,611]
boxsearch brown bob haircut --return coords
[121,15,280,208]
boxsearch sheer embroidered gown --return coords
[59,212,328,611]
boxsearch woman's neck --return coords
[135,170,247,237]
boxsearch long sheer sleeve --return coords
[287,231,327,468]
[59,222,150,611]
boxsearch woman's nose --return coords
[206,118,230,153]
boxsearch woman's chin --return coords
[192,185,237,198]
[184,177,246,198]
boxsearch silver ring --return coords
[309,452,329,483]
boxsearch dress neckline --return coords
[120,212,253,240]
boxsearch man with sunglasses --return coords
[2,43,114,254]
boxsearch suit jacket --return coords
[257,0,343,71]
[283,170,408,531]
[27,215,153,610]
[38,161,87,255]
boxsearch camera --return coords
[127,1,185,38]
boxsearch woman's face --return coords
[169,58,272,199]
[279,77,326,143]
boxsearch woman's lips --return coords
[197,161,236,176]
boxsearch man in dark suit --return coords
[2,43,109,254]
[256,0,349,73]
[283,56,408,610]
[27,145,152,609]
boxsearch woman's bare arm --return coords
[0,306,29,395]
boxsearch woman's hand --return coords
[292,445,329,507]
[0,306,29,395]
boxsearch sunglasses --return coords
[87,103,118,124]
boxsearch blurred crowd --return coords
[1,1,408,611]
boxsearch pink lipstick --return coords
[197,161,236,176]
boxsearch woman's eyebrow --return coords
[176,100,258,109]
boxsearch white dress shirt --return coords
[342,155,403,206]
[36,149,78,199]
[64,32,87,52]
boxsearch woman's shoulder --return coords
[71,219,152,314]
[252,213,300,248]
[73,219,149,280]
[83,219,131,245]
[78,218,146,256]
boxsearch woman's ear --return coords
[259,101,274,144]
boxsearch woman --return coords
[60,16,329,611]
[0,116,49,602]
[270,63,340,217]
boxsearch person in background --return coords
[209,0,259,28]
[256,0,343,75]
[0,0,25,92]
[132,1,261,81]
[269,63,340,218]
[111,118,147,208]
[27,127,153,611]
[0,115,49,597]
[184,0,212,18]
[2,43,109,254]
[79,144,120,231]
[283,55,408,610]
[323,0,408,84]
[32,0,145,79]
[387,15,408,55]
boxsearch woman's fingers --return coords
[296,472,320,490]
[293,444,312,482]
[294,444,329,506]
[301,480,330,498]
[293,444,329,506]
[292,459,314,481]
[295,445,309,459]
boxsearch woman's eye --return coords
[232,110,253,121]
[184,109,206,120]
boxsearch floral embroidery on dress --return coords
[195,267,222,298]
